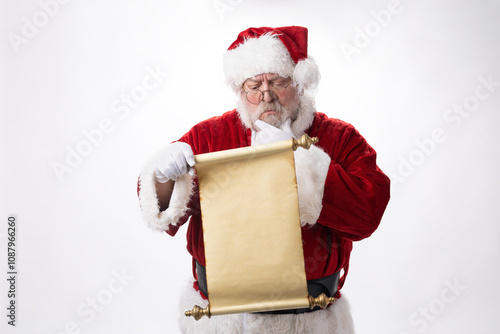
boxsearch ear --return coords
[292,81,305,97]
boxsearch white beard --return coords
[236,98,298,130]
[236,93,316,137]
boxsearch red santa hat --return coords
[223,26,320,92]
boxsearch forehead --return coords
[246,73,285,82]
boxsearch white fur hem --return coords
[178,282,354,334]
[294,145,331,227]
[178,282,245,334]
[138,155,194,232]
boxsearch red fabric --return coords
[163,110,390,297]
[227,26,308,64]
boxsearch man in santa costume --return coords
[138,26,390,333]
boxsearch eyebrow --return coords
[246,77,284,84]
[246,79,263,84]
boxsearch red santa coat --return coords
[141,109,390,296]
[138,108,390,333]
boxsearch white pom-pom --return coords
[293,57,320,91]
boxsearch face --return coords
[240,73,300,128]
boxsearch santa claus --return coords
[138,26,390,334]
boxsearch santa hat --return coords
[223,26,320,92]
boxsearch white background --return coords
[1,0,499,333]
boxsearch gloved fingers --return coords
[170,151,187,177]
[256,119,294,137]
[279,118,292,132]
[255,120,281,133]
[254,119,294,145]
[154,167,171,183]
[279,119,295,138]
[178,143,196,167]
[280,118,292,129]
[254,120,281,143]
[154,142,195,183]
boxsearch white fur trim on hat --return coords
[294,145,331,227]
[224,33,296,92]
[138,153,194,232]
[224,33,320,93]
[178,281,354,334]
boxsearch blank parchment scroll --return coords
[185,136,332,320]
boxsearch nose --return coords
[261,90,274,103]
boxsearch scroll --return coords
[185,135,335,320]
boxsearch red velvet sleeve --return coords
[311,114,391,241]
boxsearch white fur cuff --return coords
[294,145,331,227]
[138,154,194,232]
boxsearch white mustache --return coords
[256,102,285,118]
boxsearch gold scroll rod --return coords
[194,134,318,166]
[185,294,336,321]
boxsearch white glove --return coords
[254,119,295,145]
[154,142,195,182]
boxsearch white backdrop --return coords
[1,0,499,333]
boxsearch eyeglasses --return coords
[242,78,292,104]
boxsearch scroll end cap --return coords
[293,134,319,150]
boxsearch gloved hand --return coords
[254,119,295,145]
[155,142,196,182]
